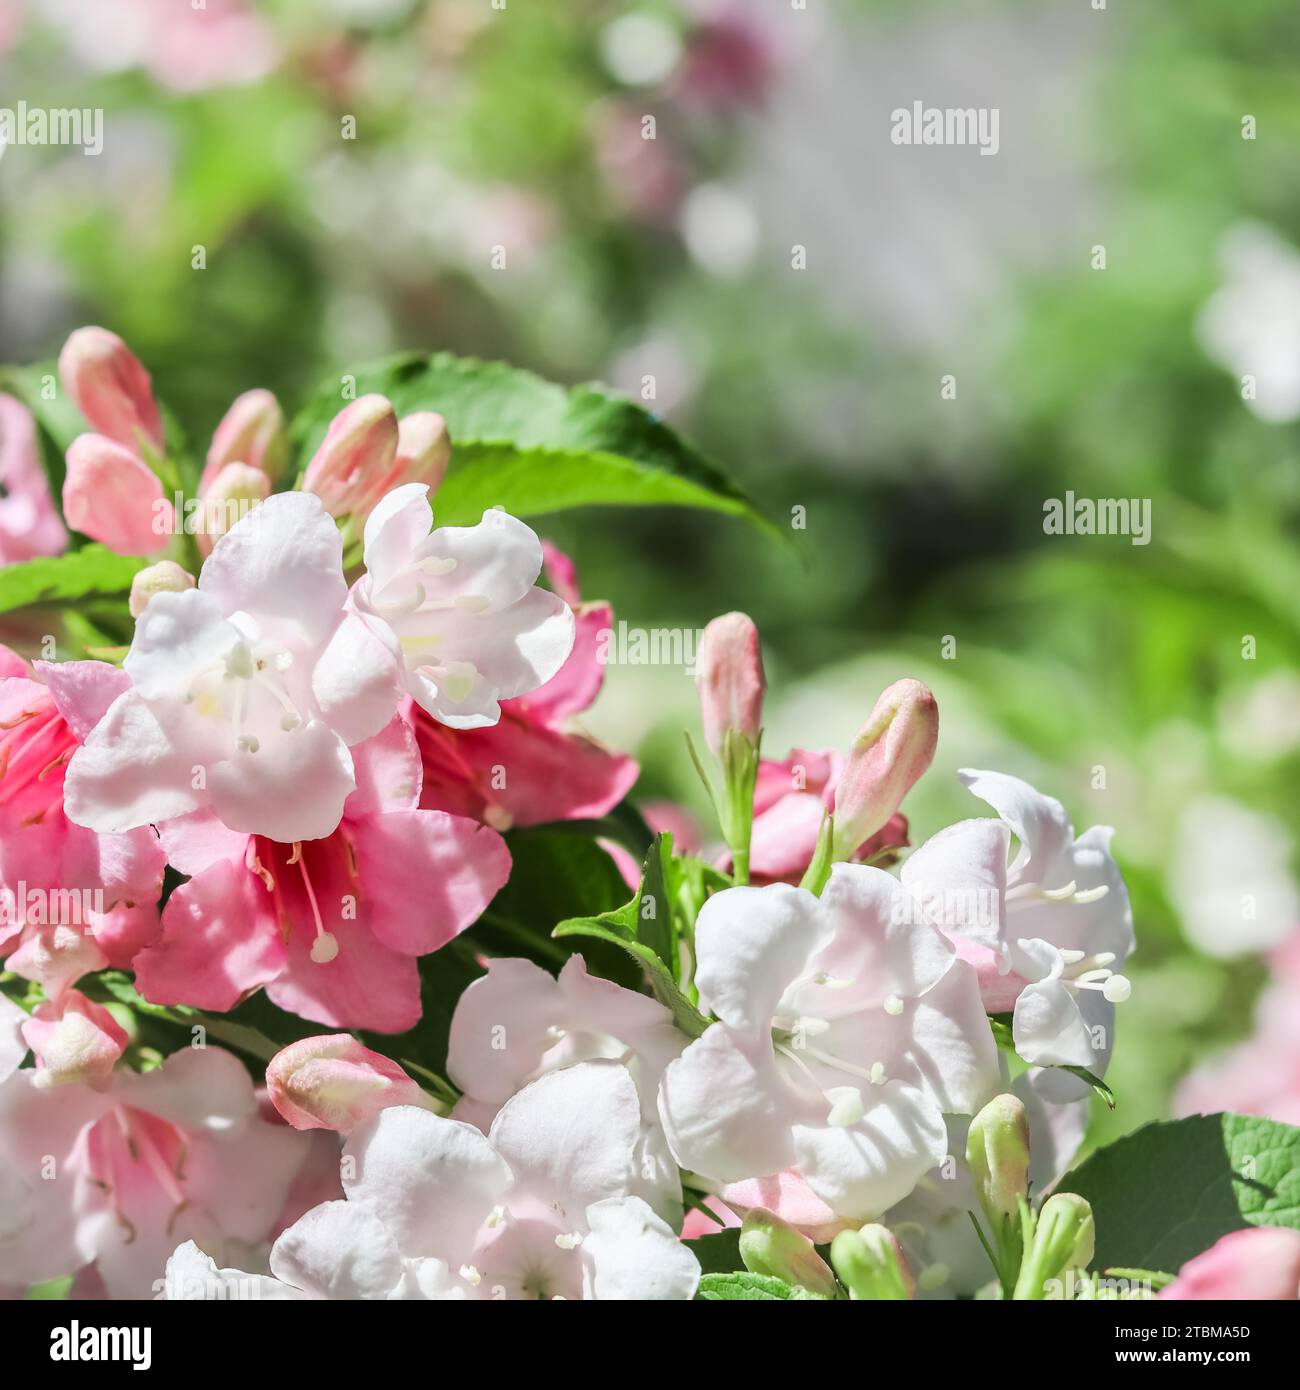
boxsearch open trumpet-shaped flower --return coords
[64,491,401,843]
[658,868,999,1220]
[900,769,1133,1097]
[350,483,574,731]
[0,1045,309,1299]
[166,1062,700,1301]
[412,544,636,829]
[132,716,510,1033]
[0,647,164,973]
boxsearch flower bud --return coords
[302,394,399,519]
[58,326,164,456]
[829,1224,915,1301]
[1014,1192,1095,1299]
[695,611,765,757]
[22,990,127,1090]
[196,461,271,553]
[739,1208,840,1298]
[202,388,287,491]
[832,678,937,861]
[7,924,109,1000]
[966,1093,1031,1228]
[267,1034,431,1134]
[63,433,172,556]
[130,559,197,618]
[389,411,451,494]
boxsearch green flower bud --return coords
[1014,1193,1095,1300]
[739,1208,840,1299]
[830,1224,914,1301]
[966,1093,1031,1227]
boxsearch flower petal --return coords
[269,1200,404,1299]
[581,1196,700,1300]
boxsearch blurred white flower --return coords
[1197,222,1300,424]
[1168,796,1300,957]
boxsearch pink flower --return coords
[62,434,172,556]
[0,394,68,564]
[832,678,938,861]
[200,388,287,493]
[695,611,765,757]
[0,647,164,975]
[412,546,637,829]
[132,716,510,1032]
[58,327,164,458]
[267,1035,432,1134]
[1175,930,1300,1126]
[1160,1227,1300,1300]
[743,747,909,885]
[0,1045,312,1298]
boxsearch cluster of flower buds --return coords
[302,394,451,526]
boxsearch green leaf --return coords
[554,834,710,1040]
[288,352,771,531]
[690,1229,744,1276]
[1063,1113,1300,1272]
[697,1272,810,1301]
[0,547,147,616]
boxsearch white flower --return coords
[166,1062,699,1301]
[1196,222,1300,424]
[901,769,1133,1098]
[65,492,399,843]
[447,955,685,1220]
[350,483,574,730]
[657,868,999,1221]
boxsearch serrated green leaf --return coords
[288,352,771,531]
[697,1272,806,1301]
[1063,1112,1300,1271]
[0,546,147,616]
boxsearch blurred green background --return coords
[2,0,1298,1150]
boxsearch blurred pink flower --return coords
[0,394,67,565]
[1175,930,1300,1126]
[1160,1227,1300,1300]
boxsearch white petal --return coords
[794,1080,948,1220]
[163,1241,302,1300]
[63,690,204,832]
[269,1200,404,1299]
[311,611,403,747]
[344,1105,511,1262]
[901,817,1010,952]
[207,719,355,842]
[581,1196,700,1301]
[361,483,434,594]
[959,768,1073,883]
[410,508,545,612]
[1012,978,1096,1068]
[201,491,348,646]
[446,957,563,1105]
[693,882,827,1030]
[658,1023,799,1183]
[124,588,238,701]
[489,1061,641,1220]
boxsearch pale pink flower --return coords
[0,394,67,564]
[1160,1227,1300,1300]
[132,716,510,1033]
[0,1045,310,1298]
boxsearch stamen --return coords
[883,994,904,1016]
[825,1086,864,1127]
[554,1232,583,1250]
[294,847,339,965]
[459,1265,482,1286]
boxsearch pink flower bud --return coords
[302,394,398,519]
[7,924,109,1001]
[201,388,287,492]
[832,679,937,860]
[58,327,164,457]
[696,611,765,756]
[388,411,451,494]
[129,559,196,618]
[266,1034,430,1134]
[1160,1227,1300,1301]
[196,461,271,554]
[63,433,173,556]
[22,990,128,1090]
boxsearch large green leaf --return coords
[288,352,771,531]
[0,546,147,616]
[1063,1113,1300,1272]
[697,1273,819,1301]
